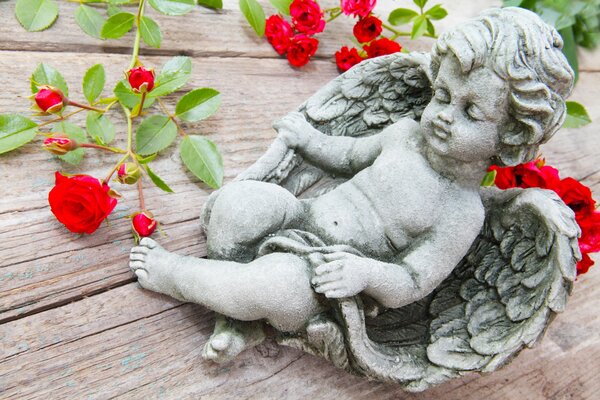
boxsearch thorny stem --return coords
[137,179,146,211]
[67,100,106,113]
[129,0,147,70]
[80,143,127,153]
[36,108,86,128]
[157,98,187,137]
[134,92,147,118]
[324,7,342,23]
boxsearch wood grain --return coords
[1,0,599,398]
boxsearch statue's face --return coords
[420,54,509,163]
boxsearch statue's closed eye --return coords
[465,103,485,121]
[434,88,450,103]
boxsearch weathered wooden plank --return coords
[1,0,596,72]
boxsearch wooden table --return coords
[1,1,599,398]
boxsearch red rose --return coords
[353,15,382,43]
[132,211,158,238]
[49,172,118,234]
[340,0,376,18]
[557,177,596,219]
[290,0,325,35]
[578,212,600,253]
[287,35,319,67]
[127,66,155,93]
[265,15,294,55]
[488,165,517,189]
[335,46,365,72]
[34,86,65,113]
[363,38,401,58]
[513,161,560,189]
[577,252,594,275]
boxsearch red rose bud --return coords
[287,35,319,68]
[132,211,157,238]
[117,163,141,185]
[353,16,382,43]
[364,38,402,58]
[340,0,376,18]
[290,0,326,35]
[127,67,155,93]
[266,15,294,55]
[557,177,596,220]
[43,135,78,155]
[34,86,65,113]
[335,46,365,72]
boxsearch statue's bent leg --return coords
[205,180,305,262]
[130,238,323,332]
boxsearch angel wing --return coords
[233,52,432,197]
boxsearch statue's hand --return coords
[310,252,371,299]
[272,111,312,149]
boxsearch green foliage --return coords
[151,56,192,97]
[240,0,266,37]
[175,88,221,122]
[148,0,195,16]
[0,114,38,155]
[563,101,592,128]
[180,135,223,188]
[74,5,106,39]
[136,115,178,155]
[411,15,428,39]
[83,64,106,104]
[101,12,135,39]
[15,0,58,32]
[52,121,87,165]
[413,0,428,9]
[481,170,497,187]
[388,8,419,25]
[114,80,156,109]
[86,112,116,145]
[269,0,292,16]
[140,16,163,48]
[30,63,69,96]
[144,164,174,192]
[389,2,447,39]
[198,0,223,9]
[425,4,448,20]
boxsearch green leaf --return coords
[74,4,105,39]
[0,114,38,155]
[426,19,435,36]
[100,12,135,39]
[563,101,591,128]
[413,0,428,9]
[148,0,195,16]
[15,0,58,32]
[151,56,192,97]
[52,121,87,165]
[425,4,447,20]
[86,111,115,145]
[502,0,523,6]
[198,0,223,9]
[30,63,68,96]
[175,88,221,122]
[140,16,162,48]
[83,64,106,104]
[388,8,419,26]
[239,0,266,37]
[269,0,291,16]
[180,135,223,188]
[137,153,158,164]
[107,5,122,17]
[136,115,178,155]
[144,164,174,193]
[114,80,156,109]
[411,15,428,39]
[481,170,497,187]
[559,27,579,83]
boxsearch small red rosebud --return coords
[353,15,383,43]
[43,135,78,155]
[117,163,142,185]
[34,86,65,113]
[127,67,155,93]
[335,46,365,72]
[287,35,319,68]
[132,211,158,238]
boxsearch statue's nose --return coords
[438,110,453,124]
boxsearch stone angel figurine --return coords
[129,8,580,391]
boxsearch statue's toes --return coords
[140,237,158,249]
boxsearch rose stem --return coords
[137,179,146,211]
[66,100,106,113]
[80,143,127,153]
[103,153,130,184]
[36,108,86,128]
[134,92,146,119]
[129,0,147,70]
[381,23,437,39]
[157,98,187,137]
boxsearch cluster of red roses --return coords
[489,159,600,275]
[40,67,159,240]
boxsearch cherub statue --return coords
[129,8,580,391]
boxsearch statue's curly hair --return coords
[430,7,574,166]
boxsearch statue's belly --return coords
[303,182,402,260]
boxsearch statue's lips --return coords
[431,121,450,140]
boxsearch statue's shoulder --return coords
[380,118,421,147]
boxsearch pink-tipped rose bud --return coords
[43,135,78,155]
[117,163,141,185]
[34,86,65,113]
[127,67,155,93]
[132,211,157,238]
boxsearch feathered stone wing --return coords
[234,52,433,197]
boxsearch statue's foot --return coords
[129,238,185,301]
[203,317,266,364]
